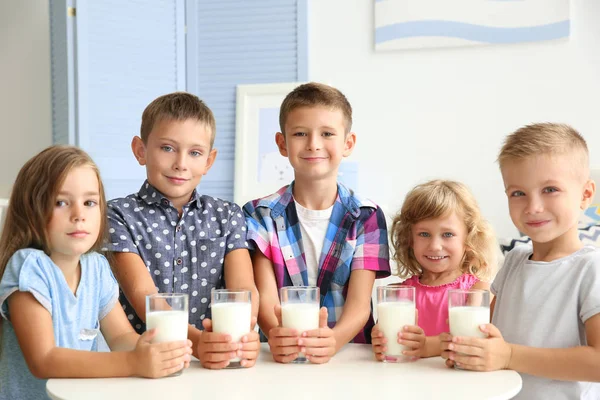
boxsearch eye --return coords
[510,190,525,197]
[442,232,455,238]
[322,131,334,137]
[56,200,67,207]
[190,150,202,157]
[292,132,307,137]
[84,200,98,207]
[543,187,559,194]
[417,232,430,237]
[161,145,174,152]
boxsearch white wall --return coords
[308,0,600,239]
[0,2,52,198]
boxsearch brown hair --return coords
[279,82,352,134]
[498,123,589,175]
[391,180,496,280]
[140,92,217,147]
[0,145,108,281]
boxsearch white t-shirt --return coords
[491,245,600,400]
[294,200,333,286]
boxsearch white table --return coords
[47,344,522,400]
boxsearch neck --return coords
[530,225,583,262]
[419,268,463,286]
[50,253,82,295]
[292,176,338,210]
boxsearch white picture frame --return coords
[234,82,305,206]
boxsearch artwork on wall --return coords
[374,0,570,51]
[235,82,360,205]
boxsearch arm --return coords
[223,248,259,320]
[471,280,494,304]
[110,252,204,358]
[8,291,190,379]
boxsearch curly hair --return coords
[391,180,496,280]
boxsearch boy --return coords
[441,123,600,399]
[105,92,259,370]
[244,83,390,364]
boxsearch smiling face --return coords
[501,153,595,251]
[132,118,217,211]
[276,106,355,184]
[410,212,468,275]
[47,165,102,267]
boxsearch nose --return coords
[71,203,85,222]
[428,236,443,251]
[524,195,544,214]
[306,133,322,151]
[173,152,188,171]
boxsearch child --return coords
[105,92,260,370]
[441,123,600,399]
[244,82,391,364]
[371,180,496,360]
[0,146,192,399]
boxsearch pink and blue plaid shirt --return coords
[243,182,390,343]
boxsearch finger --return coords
[273,353,298,364]
[270,327,299,338]
[269,336,300,347]
[271,345,301,356]
[298,337,335,349]
[154,340,193,352]
[448,342,484,357]
[402,325,424,334]
[480,323,501,338]
[439,333,452,342]
[375,352,386,361]
[201,332,232,343]
[239,349,259,361]
[399,331,424,342]
[450,352,482,367]
[301,346,334,357]
[306,354,331,364]
[161,361,185,376]
[202,351,238,363]
[250,316,258,330]
[274,304,283,327]
[445,358,456,368]
[202,318,213,332]
[371,336,387,346]
[202,360,231,370]
[318,307,328,328]
[240,358,257,368]
[200,342,240,352]
[452,336,486,348]
[240,340,260,351]
[241,331,260,343]
[402,348,422,357]
[415,308,419,325]
[373,344,387,354]
[160,347,192,362]
[302,328,334,338]
[139,328,157,343]
[398,339,423,350]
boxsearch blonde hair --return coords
[140,92,217,147]
[279,82,352,134]
[498,123,589,175]
[0,145,108,281]
[391,180,496,280]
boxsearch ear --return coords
[131,136,147,166]
[203,148,218,175]
[342,132,357,157]
[275,132,288,157]
[580,179,596,210]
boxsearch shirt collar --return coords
[137,180,201,209]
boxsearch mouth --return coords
[68,231,89,238]
[526,220,550,228]
[301,157,328,162]
[425,255,448,261]
[166,176,189,184]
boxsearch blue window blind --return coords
[186,0,308,201]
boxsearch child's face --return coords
[501,153,594,246]
[47,166,102,265]
[133,118,216,210]
[276,106,355,183]
[411,212,467,275]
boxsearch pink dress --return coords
[402,274,479,336]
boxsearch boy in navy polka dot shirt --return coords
[105,92,260,369]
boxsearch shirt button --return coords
[176,258,183,265]
[176,226,181,232]
[161,199,169,206]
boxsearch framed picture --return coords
[234,82,304,205]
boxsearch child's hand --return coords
[132,329,192,378]
[238,319,260,368]
[198,318,241,370]
[439,332,456,368]
[268,304,300,363]
[441,324,512,371]
[299,307,336,364]
[398,324,426,358]
[371,323,387,361]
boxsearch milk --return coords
[146,310,188,343]
[281,303,319,332]
[377,301,416,356]
[211,302,251,363]
[449,306,490,338]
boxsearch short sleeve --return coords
[224,202,250,254]
[578,251,600,323]
[351,207,391,277]
[95,254,119,320]
[491,247,523,296]
[105,200,140,255]
[243,201,273,259]
[0,250,53,319]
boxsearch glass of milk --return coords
[280,286,320,364]
[145,293,189,376]
[211,289,252,369]
[448,289,490,369]
[377,285,416,363]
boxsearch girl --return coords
[0,146,192,399]
[372,180,496,359]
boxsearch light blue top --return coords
[0,248,118,400]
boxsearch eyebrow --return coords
[57,191,100,196]
[158,138,209,148]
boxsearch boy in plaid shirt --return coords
[244,83,390,364]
